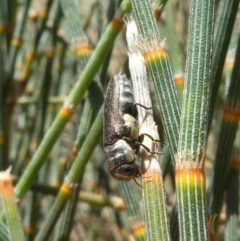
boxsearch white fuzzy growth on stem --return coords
[128,52,154,125]
[140,124,162,175]
[125,16,139,53]
[0,166,12,181]
[126,17,161,173]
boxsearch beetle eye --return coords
[111,164,140,181]
[121,165,137,174]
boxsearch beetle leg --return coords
[137,142,162,155]
[139,133,165,145]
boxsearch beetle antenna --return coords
[134,103,158,110]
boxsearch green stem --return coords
[176,0,215,240]
[34,105,103,241]
[131,0,181,160]
[209,34,240,216]
[208,0,239,129]
[14,14,123,200]
[0,169,25,241]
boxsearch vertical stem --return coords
[14,16,123,200]
[131,0,181,160]
[176,0,215,240]
[0,169,25,241]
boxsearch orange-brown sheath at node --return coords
[231,160,240,169]
[60,107,73,118]
[0,179,13,196]
[70,147,78,162]
[111,18,124,29]
[142,170,162,184]
[154,9,162,21]
[0,136,4,144]
[39,11,48,19]
[175,168,206,187]
[144,48,168,64]
[26,53,36,62]
[222,107,240,123]
[60,184,74,196]
[24,226,35,234]
[29,11,39,21]
[225,61,234,70]
[118,199,125,211]
[174,75,184,86]
[0,24,7,32]
[11,37,22,47]
[131,224,146,238]
[0,24,11,33]
[75,46,92,57]
[19,74,29,83]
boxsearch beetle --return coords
[103,73,140,181]
[103,73,159,181]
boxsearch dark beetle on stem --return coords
[103,73,161,181]
[103,73,141,181]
